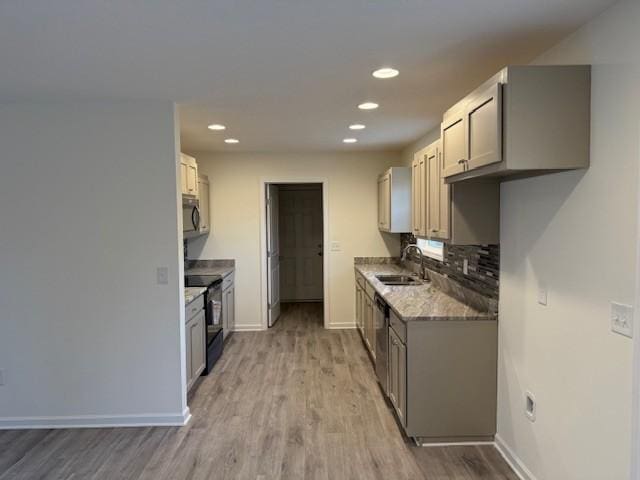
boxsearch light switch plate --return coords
[156,267,169,285]
[611,302,633,338]
[330,241,341,252]
[538,287,548,306]
[462,258,469,275]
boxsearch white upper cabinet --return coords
[378,167,411,234]
[411,148,428,237]
[442,65,591,182]
[180,153,199,197]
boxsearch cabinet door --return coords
[388,330,398,410]
[364,296,371,350]
[441,105,468,178]
[411,156,422,236]
[197,177,210,233]
[222,287,230,339]
[396,337,406,426]
[185,317,193,388]
[389,329,406,426]
[355,284,361,329]
[180,161,188,195]
[186,164,198,195]
[187,310,206,390]
[377,175,390,230]
[466,82,502,171]
[426,142,450,240]
[227,286,235,333]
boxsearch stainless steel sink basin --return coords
[375,274,422,286]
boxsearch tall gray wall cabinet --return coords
[442,65,591,183]
[378,167,411,233]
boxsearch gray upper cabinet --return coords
[426,142,449,240]
[441,104,468,178]
[411,148,428,237]
[466,82,502,171]
[443,65,591,182]
[378,167,411,233]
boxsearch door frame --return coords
[259,177,330,330]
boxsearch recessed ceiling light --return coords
[372,68,399,79]
[349,124,366,130]
[224,138,239,144]
[207,124,226,131]
[358,102,379,110]
[343,138,358,144]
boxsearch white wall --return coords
[186,151,401,329]
[0,101,187,427]
[497,1,640,478]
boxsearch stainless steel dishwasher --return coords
[374,293,390,396]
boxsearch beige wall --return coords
[186,151,401,329]
[497,1,640,478]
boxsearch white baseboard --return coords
[233,324,265,332]
[0,407,191,430]
[326,322,356,330]
[494,434,536,480]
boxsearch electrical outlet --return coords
[0,369,5,386]
[462,258,469,275]
[330,241,341,252]
[156,267,169,285]
[611,302,633,338]
[538,287,548,306]
[525,391,536,422]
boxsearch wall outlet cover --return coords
[525,391,536,422]
[330,241,341,252]
[611,302,633,338]
[0,369,5,386]
[537,287,548,306]
[462,258,469,275]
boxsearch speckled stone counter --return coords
[185,286,206,305]
[355,263,496,322]
[185,259,235,279]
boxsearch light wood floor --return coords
[0,303,517,480]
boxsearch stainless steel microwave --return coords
[183,197,200,238]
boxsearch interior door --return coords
[266,184,281,327]
[279,187,323,301]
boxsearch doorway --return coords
[263,181,327,329]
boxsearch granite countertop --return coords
[185,286,207,305]
[355,263,496,322]
[184,266,234,278]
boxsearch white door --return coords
[266,184,281,327]
[279,187,323,301]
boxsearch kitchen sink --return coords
[375,274,422,286]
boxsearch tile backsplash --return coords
[400,234,500,299]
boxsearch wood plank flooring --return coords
[0,302,518,480]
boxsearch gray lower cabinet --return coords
[186,309,206,392]
[388,326,407,426]
[222,275,235,340]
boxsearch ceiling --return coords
[0,1,615,153]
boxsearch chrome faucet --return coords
[401,243,426,279]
